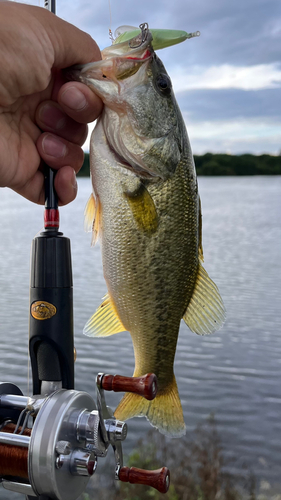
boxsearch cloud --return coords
[83,114,281,157]
[171,63,281,92]
[176,88,281,121]
[21,0,281,154]
[150,0,281,67]
[185,117,281,155]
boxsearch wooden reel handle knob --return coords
[99,373,158,400]
[119,466,170,493]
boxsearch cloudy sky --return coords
[24,0,281,154]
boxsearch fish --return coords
[69,24,225,437]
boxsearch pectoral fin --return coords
[83,293,126,337]
[123,182,158,234]
[183,262,225,335]
[84,193,101,246]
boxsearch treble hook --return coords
[129,22,149,48]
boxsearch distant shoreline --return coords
[78,152,281,176]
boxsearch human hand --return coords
[0,1,103,205]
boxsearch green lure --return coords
[113,26,200,50]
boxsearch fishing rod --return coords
[0,1,170,498]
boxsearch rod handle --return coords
[119,466,170,493]
[98,373,157,401]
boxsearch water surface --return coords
[0,176,280,497]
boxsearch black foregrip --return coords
[29,232,74,395]
[44,167,58,211]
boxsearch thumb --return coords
[17,3,102,68]
[45,14,102,68]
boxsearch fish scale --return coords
[97,143,198,410]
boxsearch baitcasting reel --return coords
[0,373,170,499]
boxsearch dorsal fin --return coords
[84,193,101,246]
[83,293,126,337]
[183,262,225,335]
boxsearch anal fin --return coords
[83,293,126,337]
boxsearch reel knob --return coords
[98,373,158,400]
[119,466,170,493]
[69,449,97,477]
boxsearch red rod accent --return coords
[44,208,59,229]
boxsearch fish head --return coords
[67,24,154,105]
[67,24,189,180]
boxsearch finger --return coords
[50,17,102,68]
[37,133,84,173]
[36,101,88,146]
[22,4,102,68]
[12,166,78,206]
[58,82,103,124]
[54,166,78,206]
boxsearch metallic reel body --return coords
[0,374,169,500]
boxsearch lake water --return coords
[0,176,281,497]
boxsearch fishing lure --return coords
[112,24,200,50]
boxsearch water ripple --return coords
[0,177,281,488]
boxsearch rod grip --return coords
[119,466,170,493]
[99,373,157,401]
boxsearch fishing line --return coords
[18,410,32,435]
[108,0,114,42]
[27,339,30,396]
[0,422,31,478]
[13,408,28,434]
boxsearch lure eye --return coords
[155,73,172,96]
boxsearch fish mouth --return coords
[69,49,153,87]
[65,24,153,85]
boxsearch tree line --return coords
[78,152,281,177]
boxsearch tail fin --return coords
[114,375,186,437]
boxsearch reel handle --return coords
[119,466,170,493]
[98,373,157,401]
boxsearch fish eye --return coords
[155,73,172,96]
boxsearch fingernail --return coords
[60,86,87,111]
[39,104,66,130]
[42,134,67,158]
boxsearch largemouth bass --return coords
[70,25,225,437]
